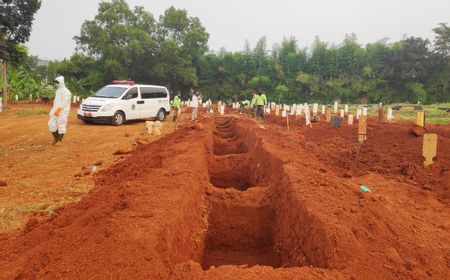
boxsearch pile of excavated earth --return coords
[0,113,449,279]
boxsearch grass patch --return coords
[347,104,450,124]
[16,108,48,117]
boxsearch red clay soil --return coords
[264,114,450,203]
[0,113,449,279]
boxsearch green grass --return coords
[15,108,49,117]
[347,104,450,124]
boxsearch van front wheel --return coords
[112,111,125,126]
[156,109,166,121]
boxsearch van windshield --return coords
[93,86,127,98]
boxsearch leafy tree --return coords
[0,0,41,106]
[433,23,450,57]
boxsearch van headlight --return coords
[101,104,114,112]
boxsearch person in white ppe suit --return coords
[48,76,71,145]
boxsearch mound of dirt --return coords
[0,115,449,280]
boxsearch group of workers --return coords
[171,89,203,122]
[171,89,268,123]
[239,90,267,121]
[250,90,267,121]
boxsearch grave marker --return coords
[348,114,354,125]
[358,116,367,142]
[356,109,362,119]
[344,104,349,115]
[15,95,18,101]
[275,105,280,116]
[322,105,326,115]
[313,103,318,115]
[362,107,368,116]
[331,116,341,127]
[387,108,393,122]
[378,107,386,123]
[340,109,345,118]
[422,133,437,167]
[326,107,332,122]
[334,101,338,113]
[354,116,367,170]
[417,111,425,127]
[305,108,312,127]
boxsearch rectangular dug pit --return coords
[213,136,247,156]
[208,154,256,191]
[202,190,281,269]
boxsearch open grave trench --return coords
[197,117,334,270]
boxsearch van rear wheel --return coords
[112,111,125,126]
[156,109,166,121]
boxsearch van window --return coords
[93,86,127,98]
[141,87,167,99]
[123,87,138,99]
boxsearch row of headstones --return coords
[180,99,397,123]
[181,100,213,108]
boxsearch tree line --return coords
[2,0,450,105]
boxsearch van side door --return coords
[140,86,159,118]
[121,87,140,120]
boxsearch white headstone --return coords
[305,109,311,126]
[15,95,19,101]
[73,96,77,103]
[313,103,318,114]
[387,108,393,121]
[356,109,362,119]
[344,104,349,114]
[76,96,80,102]
[348,114,354,125]
[281,110,287,117]
[321,105,326,115]
[362,107,368,116]
[340,109,345,118]
[334,101,338,113]
[29,94,32,102]
[295,105,301,115]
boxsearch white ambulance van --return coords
[77,80,171,126]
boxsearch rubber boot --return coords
[54,134,64,146]
[52,131,59,145]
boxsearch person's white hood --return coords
[55,76,66,89]
[51,76,72,115]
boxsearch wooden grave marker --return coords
[358,116,367,142]
[326,107,332,122]
[378,107,386,123]
[422,133,437,167]
[417,111,425,127]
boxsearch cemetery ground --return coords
[0,102,449,279]
[0,103,178,232]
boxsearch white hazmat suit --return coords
[48,76,71,142]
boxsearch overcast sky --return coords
[26,0,450,60]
